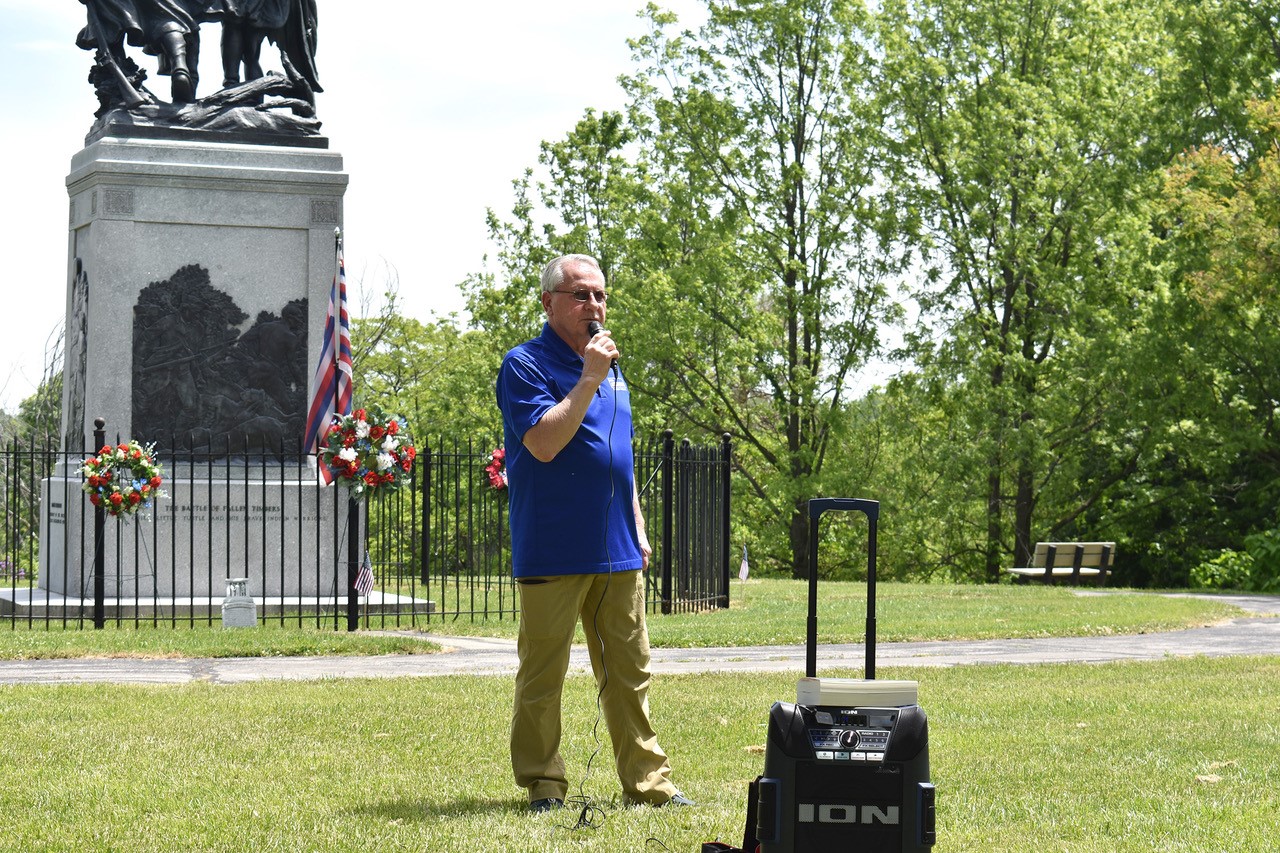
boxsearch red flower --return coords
[150,476,163,488]
[128,492,141,505]
[370,425,385,440]
[363,472,379,486]
[89,494,101,506]
[388,420,400,435]
[354,408,368,421]
[88,475,101,487]
[109,493,124,506]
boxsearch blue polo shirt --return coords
[497,323,644,578]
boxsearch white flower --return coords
[381,435,399,453]
[355,419,371,439]
[375,452,395,471]
[338,447,358,463]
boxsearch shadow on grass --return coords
[355,795,523,821]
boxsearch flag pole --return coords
[334,227,361,631]
[331,227,343,417]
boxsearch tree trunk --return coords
[790,502,809,579]
[985,466,1002,582]
[1013,461,1035,568]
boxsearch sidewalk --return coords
[1,594,1275,686]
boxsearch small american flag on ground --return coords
[355,551,374,597]
[739,543,750,581]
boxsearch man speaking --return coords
[496,253,691,813]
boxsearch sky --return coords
[0,0,709,413]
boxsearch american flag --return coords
[303,231,353,484]
[355,550,374,597]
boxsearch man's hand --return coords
[583,324,618,381]
[521,327,618,463]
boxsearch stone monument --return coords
[40,0,351,607]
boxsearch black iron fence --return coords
[0,429,731,629]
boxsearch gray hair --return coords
[540,254,602,293]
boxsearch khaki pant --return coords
[510,570,675,804]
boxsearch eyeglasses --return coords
[552,288,608,304]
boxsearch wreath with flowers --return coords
[484,447,507,491]
[318,404,417,499]
[81,441,167,518]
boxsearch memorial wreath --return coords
[81,441,166,518]
[484,446,508,491]
[318,404,417,499]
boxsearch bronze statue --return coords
[76,0,321,134]
[218,0,320,93]
[76,0,216,104]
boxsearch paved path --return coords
[1,594,1275,687]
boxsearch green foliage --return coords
[1243,528,1280,592]
[1190,550,1255,591]
[470,0,900,578]
[1189,529,1280,592]
[1,363,64,577]
[351,310,501,440]
[877,0,1178,580]
[339,1,1280,590]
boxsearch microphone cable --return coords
[567,353,622,831]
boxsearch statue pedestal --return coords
[44,132,351,603]
[61,133,348,452]
[39,471,345,601]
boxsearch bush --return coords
[1190,527,1280,592]
[1242,528,1280,592]
[1189,549,1254,590]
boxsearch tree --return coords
[1151,93,1280,569]
[630,0,906,578]
[877,0,1176,580]
[470,1,899,577]
[352,314,502,446]
[0,327,64,579]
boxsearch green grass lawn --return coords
[1,657,1276,851]
[0,623,438,660]
[414,580,1247,647]
[0,581,1247,659]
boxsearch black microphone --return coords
[587,321,618,373]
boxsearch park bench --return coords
[1006,542,1115,586]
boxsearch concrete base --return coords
[39,474,342,600]
[0,587,437,619]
